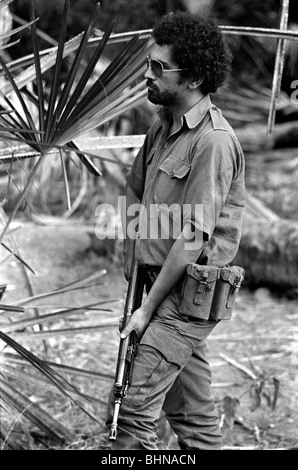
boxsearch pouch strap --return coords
[227,274,241,308]
[194,272,208,305]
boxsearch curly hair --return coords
[152,11,232,95]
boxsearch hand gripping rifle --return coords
[109,257,145,441]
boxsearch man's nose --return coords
[144,66,155,80]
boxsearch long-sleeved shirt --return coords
[125,94,246,267]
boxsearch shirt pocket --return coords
[154,155,191,207]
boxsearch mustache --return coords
[146,80,157,90]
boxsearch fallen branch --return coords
[222,445,260,450]
[210,351,288,368]
[211,382,242,388]
[219,354,258,380]
[209,334,296,341]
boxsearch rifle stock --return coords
[109,259,144,441]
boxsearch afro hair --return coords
[152,11,232,94]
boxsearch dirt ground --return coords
[1,220,298,451]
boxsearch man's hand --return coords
[120,306,151,340]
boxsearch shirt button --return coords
[169,169,175,177]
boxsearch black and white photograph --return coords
[0,0,297,455]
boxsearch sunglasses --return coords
[146,56,188,78]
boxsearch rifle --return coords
[108,257,145,441]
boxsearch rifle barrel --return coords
[108,262,145,442]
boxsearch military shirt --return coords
[125,94,245,267]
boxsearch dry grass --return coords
[1,220,298,450]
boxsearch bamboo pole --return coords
[8,23,298,73]
[91,25,298,44]
[267,0,290,136]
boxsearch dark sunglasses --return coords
[146,56,188,78]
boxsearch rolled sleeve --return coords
[183,130,243,238]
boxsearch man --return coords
[102,11,245,450]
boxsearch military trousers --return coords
[102,281,222,450]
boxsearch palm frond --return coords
[0,18,38,45]
[0,0,151,186]
[0,156,44,244]
[1,302,116,333]
[0,241,36,274]
[0,0,14,9]
[0,376,74,445]
[0,0,38,54]
[0,330,104,422]
[29,0,44,135]
[1,364,107,405]
[44,0,70,143]
[0,259,120,448]
[2,352,114,381]
[0,34,85,95]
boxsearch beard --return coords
[147,83,176,107]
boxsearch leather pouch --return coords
[180,263,245,321]
[210,265,245,321]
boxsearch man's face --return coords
[144,44,189,107]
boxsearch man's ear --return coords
[188,77,204,89]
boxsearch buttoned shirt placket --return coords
[135,119,180,265]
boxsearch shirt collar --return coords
[158,94,212,130]
[183,94,212,129]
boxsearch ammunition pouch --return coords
[180,263,245,321]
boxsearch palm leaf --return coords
[54,21,115,137]
[59,149,71,211]
[0,39,20,50]
[50,2,104,137]
[9,323,118,340]
[2,353,114,381]
[2,366,106,405]
[0,19,38,44]
[0,331,105,426]
[0,377,73,444]
[62,34,145,129]
[0,303,24,312]
[0,33,85,96]
[44,0,70,143]
[0,57,38,135]
[0,241,36,274]
[0,0,38,54]
[0,420,23,450]
[0,328,108,426]
[29,0,45,136]
[0,156,44,244]
[0,271,110,313]
[0,0,151,204]
[0,0,13,8]
[1,302,115,333]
